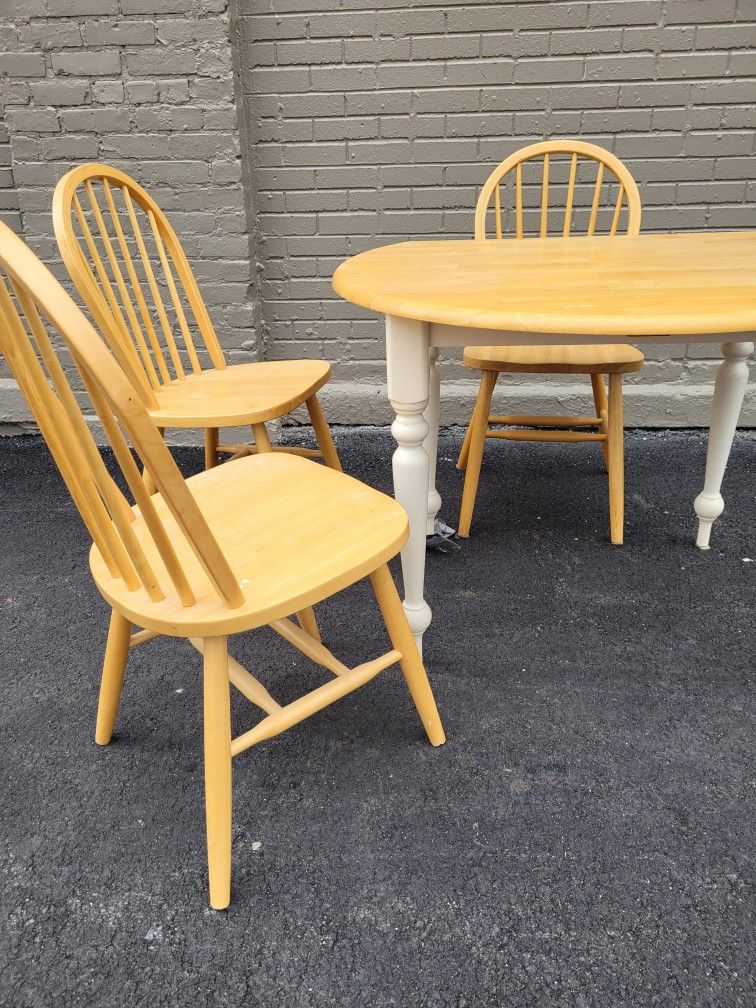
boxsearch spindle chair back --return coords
[53,163,224,410]
[0,222,238,610]
[475,139,641,241]
[0,221,444,908]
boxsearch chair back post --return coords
[474,139,641,240]
[0,220,243,611]
[52,163,227,404]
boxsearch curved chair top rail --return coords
[0,220,243,611]
[474,139,642,241]
[53,162,226,410]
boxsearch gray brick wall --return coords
[0,0,754,430]
[236,0,756,425]
[0,107,21,232]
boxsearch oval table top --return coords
[332,231,756,337]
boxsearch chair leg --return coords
[95,609,131,745]
[142,427,164,494]
[457,370,497,537]
[205,427,219,470]
[306,395,342,471]
[295,606,321,643]
[607,373,624,545]
[369,564,445,747]
[590,374,609,470]
[202,635,233,910]
[457,415,474,470]
[252,423,273,453]
[457,373,488,470]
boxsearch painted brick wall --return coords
[0,0,259,427]
[235,0,756,425]
[0,115,21,231]
[0,0,754,430]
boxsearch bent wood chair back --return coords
[0,220,243,614]
[475,139,641,240]
[53,163,226,412]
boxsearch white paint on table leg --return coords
[386,315,432,652]
[694,340,753,549]
[423,346,442,535]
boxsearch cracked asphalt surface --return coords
[0,429,753,1008]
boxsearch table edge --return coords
[332,234,756,337]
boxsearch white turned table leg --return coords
[423,346,442,535]
[694,340,753,549]
[386,315,432,652]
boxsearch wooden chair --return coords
[0,221,444,909]
[53,163,341,475]
[458,140,645,544]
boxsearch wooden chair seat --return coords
[152,359,330,427]
[463,343,644,375]
[90,452,407,637]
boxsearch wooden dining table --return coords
[333,231,755,651]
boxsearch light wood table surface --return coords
[333,232,755,650]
